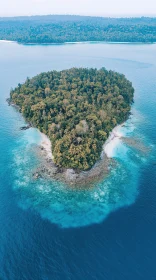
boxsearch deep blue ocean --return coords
[0,41,156,280]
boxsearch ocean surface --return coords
[0,41,156,279]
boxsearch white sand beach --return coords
[0,40,15,43]
[40,133,54,160]
[39,124,123,163]
[104,125,123,158]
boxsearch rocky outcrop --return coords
[32,145,115,187]
[20,124,31,130]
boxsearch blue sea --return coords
[0,41,156,279]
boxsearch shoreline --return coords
[40,132,54,160]
[0,40,16,43]
[35,124,123,186]
[39,124,123,163]
[8,98,121,186]
[103,124,123,158]
[1,39,155,46]
[8,94,125,187]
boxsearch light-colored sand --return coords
[104,125,123,158]
[0,40,15,43]
[40,133,54,160]
[40,124,123,162]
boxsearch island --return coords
[0,15,156,43]
[10,67,134,176]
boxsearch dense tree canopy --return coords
[10,68,134,170]
[0,15,156,43]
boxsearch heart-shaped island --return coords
[10,67,134,185]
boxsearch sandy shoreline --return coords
[33,125,124,186]
[103,124,123,158]
[1,39,155,45]
[0,40,15,43]
[39,124,123,162]
[40,133,54,160]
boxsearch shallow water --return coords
[0,41,156,279]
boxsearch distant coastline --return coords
[0,40,16,43]
[0,39,155,45]
[1,16,156,45]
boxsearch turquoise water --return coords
[0,41,156,279]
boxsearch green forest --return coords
[10,68,134,170]
[0,15,156,43]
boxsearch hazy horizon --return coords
[0,0,156,17]
[0,13,156,19]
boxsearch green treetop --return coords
[10,67,134,170]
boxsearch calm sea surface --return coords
[0,41,156,279]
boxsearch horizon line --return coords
[0,13,156,19]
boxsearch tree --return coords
[10,67,134,170]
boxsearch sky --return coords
[0,0,156,17]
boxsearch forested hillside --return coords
[0,15,156,43]
[10,68,134,170]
